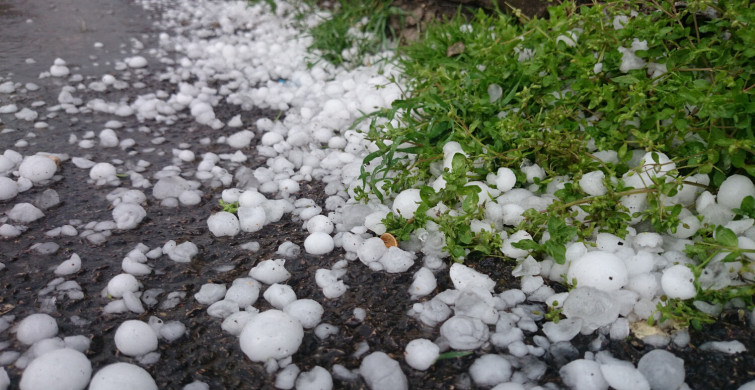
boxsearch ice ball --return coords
[89,362,157,390]
[207,211,240,237]
[304,232,335,255]
[637,350,685,390]
[469,354,512,387]
[567,251,628,291]
[18,155,57,183]
[239,309,303,362]
[404,338,439,371]
[19,348,91,390]
[16,313,58,345]
[661,264,696,299]
[718,174,755,209]
[392,189,422,218]
[114,320,158,357]
[0,177,19,200]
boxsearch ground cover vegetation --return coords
[278,0,754,328]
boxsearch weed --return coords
[219,199,239,214]
[350,0,754,327]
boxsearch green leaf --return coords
[611,75,640,85]
[451,153,467,173]
[512,239,541,251]
[544,240,567,264]
[714,226,738,247]
[435,350,474,361]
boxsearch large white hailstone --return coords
[112,203,146,230]
[469,354,512,387]
[227,130,255,149]
[19,348,91,390]
[239,309,303,362]
[207,211,240,237]
[392,188,422,218]
[669,215,701,239]
[638,151,675,183]
[238,190,267,207]
[600,364,650,390]
[306,215,334,234]
[263,283,297,309]
[579,170,607,196]
[18,155,57,183]
[559,359,608,390]
[637,350,685,390]
[114,320,158,357]
[521,163,545,183]
[107,273,140,298]
[7,203,44,223]
[567,251,628,291]
[304,232,335,255]
[360,352,408,390]
[295,366,333,390]
[221,311,257,336]
[440,315,489,350]
[237,206,266,233]
[501,230,533,259]
[89,362,157,390]
[16,313,58,345]
[449,263,496,292]
[54,253,82,276]
[379,246,416,273]
[661,264,696,299]
[89,162,117,184]
[283,299,324,329]
[404,338,439,371]
[248,259,291,284]
[718,174,755,209]
[0,177,18,200]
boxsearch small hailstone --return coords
[239,309,303,362]
[306,215,334,234]
[404,338,439,371]
[718,174,755,209]
[0,177,18,201]
[114,320,158,357]
[249,259,291,284]
[194,283,227,305]
[221,311,257,336]
[449,263,496,292]
[126,56,148,68]
[469,354,513,387]
[579,171,607,196]
[661,264,696,299]
[112,203,146,230]
[18,155,57,183]
[295,366,333,390]
[392,188,422,218]
[89,362,157,390]
[501,230,533,259]
[227,130,255,149]
[559,359,608,390]
[360,352,408,390]
[303,232,335,255]
[98,129,119,147]
[107,273,140,298]
[409,267,436,298]
[207,211,240,237]
[440,315,489,350]
[6,203,44,223]
[54,253,82,276]
[637,350,685,390]
[89,162,118,184]
[224,278,261,307]
[237,206,266,233]
[599,364,650,390]
[16,313,58,345]
[283,299,323,329]
[263,283,297,309]
[49,59,70,77]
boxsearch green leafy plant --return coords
[219,200,239,214]
[349,0,754,327]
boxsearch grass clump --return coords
[353,0,754,328]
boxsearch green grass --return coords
[303,0,405,67]
[348,0,754,328]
